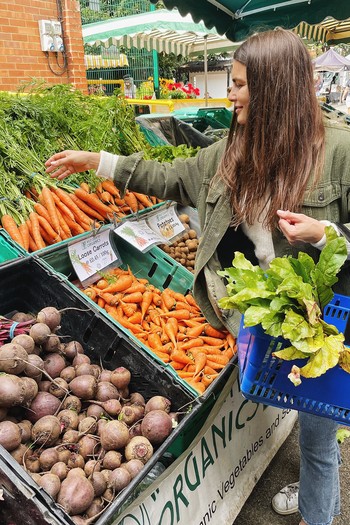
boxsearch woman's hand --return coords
[277,210,326,244]
[45,150,101,180]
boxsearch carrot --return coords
[52,187,93,228]
[177,371,196,379]
[132,192,153,208]
[34,202,51,223]
[161,289,176,310]
[120,302,138,317]
[105,305,144,334]
[70,194,105,222]
[157,309,191,320]
[206,354,230,366]
[29,212,45,250]
[41,186,60,233]
[80,182,90,193]
[204,324,227,339]
[96,279,109,290]
[123,282,147,295]
[178,338,204,351]
[152,292,162,307]
[123,190,139,213]
[74,188,113,217]
[99,274,134,294]
[170,361,184,370]
[140,290,154,321]
[193,352,207,377]
[165,317,178,349]
[28,232,38,252]
[201,373,219,388]
[147,332,164,350]
[153,350,171,363]
[61,214,86,235]
[1,214,24,247]
[170,351,193,365]
[102,179,120,197]
[98,292,122,306]
[185,294,199,308]
[55,208,72,238]
[84,287,98,301]
[200,336,226,346]
[97,297,105,308]
[37,215,62,243]
[185,323,206,338]
[121,291,143,304]
[128,311,142,325]
[185,379,206,395]
[17,222,29,251]
[51,190,75,220]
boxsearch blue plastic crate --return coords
[238,293,350,426]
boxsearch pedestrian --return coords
[46,28,350,525]
[341,78,350,114]
[123,75,137,98]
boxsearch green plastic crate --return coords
[0,229,26,265]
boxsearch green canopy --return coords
[150,1,350,42]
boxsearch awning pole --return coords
[204,35,208,107]
[150,3,160,99]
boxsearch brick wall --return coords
[0,0,87,93]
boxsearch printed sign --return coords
[114,204,186,253]
[68,229,120,287]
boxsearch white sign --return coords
[68,229,120,287]
[114,205,185,253]
[146,205,185,242]
[115,370,297,525]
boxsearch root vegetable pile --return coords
[81,266,237,394]
[160,213,199,273]
[0,306,177,523]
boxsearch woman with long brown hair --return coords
[46,28,350,525]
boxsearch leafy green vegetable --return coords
[218,227,349,384]
[337,427,350,444]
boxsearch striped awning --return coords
[82,9,236,56]
[294,17,350,44]
[84,54,129,69]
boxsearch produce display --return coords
[0,306,179,523]
[0,85,199,253]
[159,212,199,273]
[82,265,236,394]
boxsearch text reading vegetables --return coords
[218,227,350,384]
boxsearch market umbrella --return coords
[149,1,350,43]
[313,48,350,72]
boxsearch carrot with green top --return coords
[1,214,24,247]
[40,186,60,233]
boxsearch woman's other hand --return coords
[277,210,325,244]
[45,150,101,180]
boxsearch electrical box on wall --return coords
[38,20,64,52]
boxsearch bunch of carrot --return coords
[82,266,237,395]
[1,180,162,252]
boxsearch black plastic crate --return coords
[0,257,201,525]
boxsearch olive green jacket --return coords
[112,121,350,335]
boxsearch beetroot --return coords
[141,409,173,445]
[26,392,61,423]
[0,421,21,451]
[100,420,129,451]
[31,415,61,446]
[124,436,153,464]
[57,475,95,515]
[144,395,171,414]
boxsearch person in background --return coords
[46,29,350,525]
[341,78,350,114]
[123,75,137,99]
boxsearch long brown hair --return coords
[219,28,325,228]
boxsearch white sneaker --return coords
[271,481,299,515]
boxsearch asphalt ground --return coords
[233,419,350,525]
